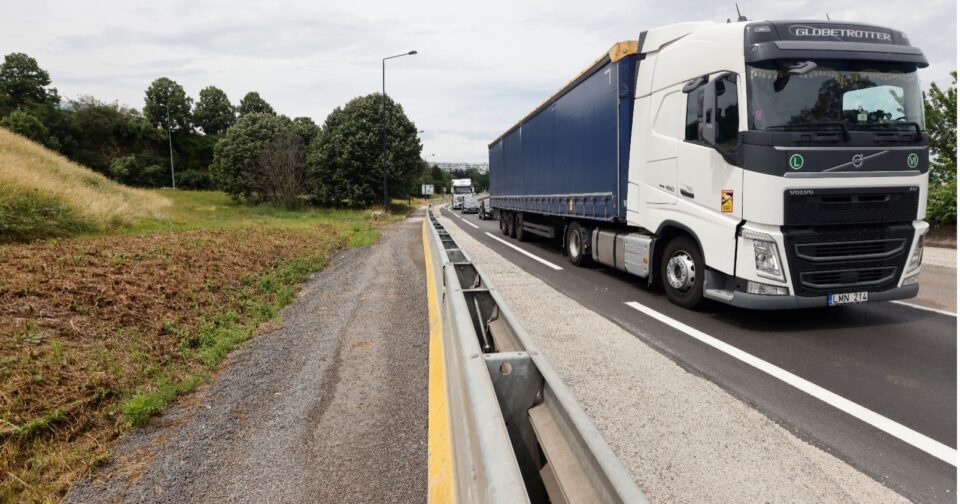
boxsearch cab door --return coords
[676,72,744,274]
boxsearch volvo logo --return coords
[851,153,864,168]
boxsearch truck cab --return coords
[452,178,474,210]
[623,20,929,308]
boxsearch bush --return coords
[176,169,213,190]
[927,179,957,226]
[1,110,52,146]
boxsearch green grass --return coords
[127,190,409,235]
[9,408,64,437]
[0,192,97,242]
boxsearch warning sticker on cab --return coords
[721,190,734,213]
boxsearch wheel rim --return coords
[666,250,696,292]
[568,230,581,258]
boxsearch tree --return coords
[0,110,51,146]
[307,93,422,206]
[193,86,235,135]
[258,129,306,208]
[237,92,275,116]
[430,165,447,193]
[925,71,957,185]
[292,116,320,146]
[143,77,193,131]
[60,96,162,175]
[924,71,958,226]
[0,52,59,114]
[210,112,294,201]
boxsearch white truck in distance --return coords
[451,178,474,210]
[488,20,930,310]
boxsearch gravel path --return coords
[437,212,909,504]
[66,212,429,504]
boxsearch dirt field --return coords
[0,220,376,502]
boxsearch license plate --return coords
[828,291,869,306]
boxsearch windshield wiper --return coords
[855,121,924,140]
[766,121,851,142]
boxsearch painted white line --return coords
[484,232,563,271]
[459,217,479,229]
[624,300,957,467]
[891,300,956,317]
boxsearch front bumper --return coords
[720,283,919,310]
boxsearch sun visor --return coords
[744,21,929,67]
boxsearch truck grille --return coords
[794,238,905,262]
[784,187,919,226]
[782,224,915,297]
[799,267,898,290]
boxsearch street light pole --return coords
[382,50,417,212]
[162,104,176,189]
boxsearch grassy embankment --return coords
[0,129,415,502]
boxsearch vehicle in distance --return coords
[478,197,495,220]
[451,178,473,209]
[488,20,930,310]
[461,194,481,214]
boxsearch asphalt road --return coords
[439,205,957,504]
[66,212,429,504]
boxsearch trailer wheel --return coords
[660,236,704,309]
[515,213,527,242]
[565,222,589,266]
[507,212,517,238]
[499,212,509,235]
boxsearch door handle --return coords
[680,188,695,198]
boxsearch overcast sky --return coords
[3,0,956,163]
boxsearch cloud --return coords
[1,0,955,163]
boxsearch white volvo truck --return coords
[489,20,930,309]
[451,178,474,210]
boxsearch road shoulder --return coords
[66,214,429,504]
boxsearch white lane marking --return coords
[484,232,563,271]
[459,217,479,229]
[625,300,958,467]
[441,207,481,229]
[891,300,957,317]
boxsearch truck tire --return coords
[565,222,589,266]
[660,236,704,309]
[507,212,517,238]
[500,212,509,235]
[515,213,527,242]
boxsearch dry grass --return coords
[0,128,170,241]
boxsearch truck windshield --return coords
[747,60,924,133]
[453,186,472,194]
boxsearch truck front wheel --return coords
[660,236,705,309]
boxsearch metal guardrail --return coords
[426,207,647,504]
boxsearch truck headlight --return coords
[753,239,784,281]
[907,234,924,272]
